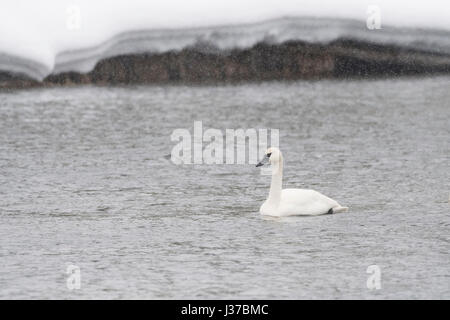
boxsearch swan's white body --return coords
[257,148,348,217]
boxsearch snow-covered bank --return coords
[1,0,450,85]
[1,0,450,80]
[1,37,449,90]
[1,16,450,82]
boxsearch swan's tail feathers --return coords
[333,206,349,213]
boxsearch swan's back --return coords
[278,189,340,216]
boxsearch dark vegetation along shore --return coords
[1,39,450,90]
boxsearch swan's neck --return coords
[267,160,283,205]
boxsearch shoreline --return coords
[1,38,450,90]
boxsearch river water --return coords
[0,76,449,299]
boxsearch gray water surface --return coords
[0,77,449,299]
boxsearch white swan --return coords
[256,147,348,216]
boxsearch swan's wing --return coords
[279,189,340,216]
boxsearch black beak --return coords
[256,155,269,167]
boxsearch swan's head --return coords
[256,147,282,167]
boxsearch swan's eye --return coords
[267,153,272,157]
